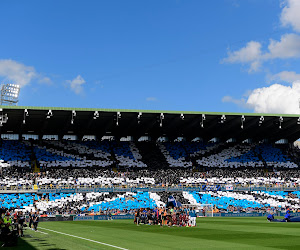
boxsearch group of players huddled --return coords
[134,206,197,227]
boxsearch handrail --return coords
[0,183,299,192]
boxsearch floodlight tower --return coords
[0,84,20,105]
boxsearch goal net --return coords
[182,204,214,217]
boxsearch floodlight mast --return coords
[0,84,20,105]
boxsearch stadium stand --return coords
[0,140,31,168]
[1,139,298,170]
[112,141,147,168]
[2,107,300,218]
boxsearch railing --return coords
[0,183,300,193]
[0,185,35,191]
[35,182,300,189]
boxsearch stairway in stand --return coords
[137,141,169,170]
[32,159,40,173]
[29,140,40,173]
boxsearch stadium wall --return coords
[2,186,300,195]
[37,214,135,222]
[35,186,300,194]
[214,212,300,217]
[73,215,135,221]
[38,212,300,221]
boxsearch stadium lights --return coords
[93,111,99,120]
[116,112,121,126]
[219,115,226,124]
[180,114,184,120]
[279,116,283,129]
[137,112,142,124]
[259,116,264,126]
[200,114,205,128]
[46,110,53,119]
[159,113,164,127]
[0,110,8,127]
[23,109,29,124]
[0,84,20,105]
[71,110,76,124]
[241,115,245,129]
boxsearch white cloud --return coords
[223,41,262,72]
[281,0,300,32]
[270,71,300,83]
[223,1,300,72]
[66,75,86,94]
[0,59,37,87]
[223,41,262,63]
[223,33,300,71]
[0,59,52,88]
[222,1,300,114]
[146,97,157,102]
[222,0,300,72]
[249,61,262,73]
[246,81,300,114]
[266,33,300,59]
[224,81,300,114]
[38,76,52,85]
[222,96,249,108]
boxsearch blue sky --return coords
[1,0,300,113]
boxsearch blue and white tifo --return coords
[1,191,300,213]
[0,140,296,169]
[1,107,300,215]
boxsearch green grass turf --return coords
[10,217,300,250]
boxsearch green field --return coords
[13,218,300,249]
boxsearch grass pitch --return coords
[14,217,300,249]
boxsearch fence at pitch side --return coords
[73,212,300,220]
[73,214,135,221]
[38,212,300,221]
[38,214,134,222]
[212,212,300,217]
[35,186,300,194]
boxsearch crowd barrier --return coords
[1,185,300,194]
[36,186,300,194]
[73,214,135,221]
[213,212,300,217]
[213,213,265,217]
[38,215,74,222]
[39,213,300,221]
[39,214,134,222]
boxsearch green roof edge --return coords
[0,105,299,117]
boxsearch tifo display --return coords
[1,108,300,248]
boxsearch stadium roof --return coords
[1,105,300,142]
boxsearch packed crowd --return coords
[0,140,300,219]
[1,188,300,217]
[2,167,300,189]
[0,140,299,170]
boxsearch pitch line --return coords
[34,230,48,235]
[39,227,129,250]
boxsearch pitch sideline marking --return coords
[39,227,129,250]
[35,230,48,235]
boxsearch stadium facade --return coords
[1,105,300,142]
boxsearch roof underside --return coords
[1,105,300,142]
